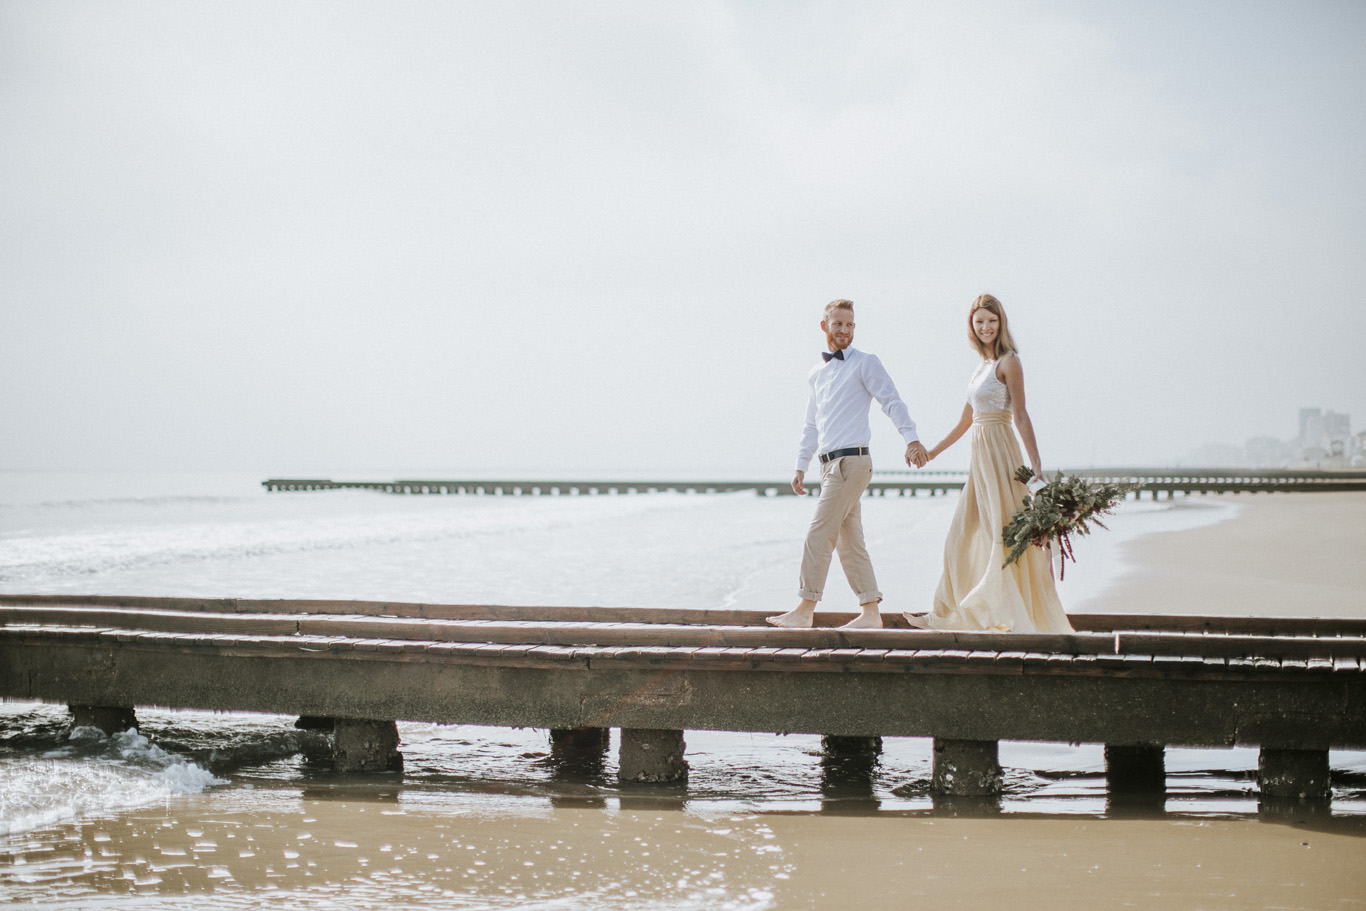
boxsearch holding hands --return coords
[905,441,929,468]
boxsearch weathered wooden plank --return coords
[1117,632,1366,660]
[0,605,300,636]
[6,595,1366,648]
[772,648,811,662]
[821,648,867,663]
[5,621,1360,693]
[1075,613,1366,638]
[689,646,741,659]
[279,616,1109,653]
[8,611,1364,688]
[799,648,838,662]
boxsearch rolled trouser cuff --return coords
[797,588,823,602]
[856,590,883,606]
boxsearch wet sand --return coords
[1093,492,1366,618]
[778,812,1366,909]
[6,785,1365,909]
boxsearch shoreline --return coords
[1083,491,1366,618]
[6,781,1364,909]
[3,490,1365,908]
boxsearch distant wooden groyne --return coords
[261,468,1366,499]
[260,474,967,497]
[3,594,1363,803]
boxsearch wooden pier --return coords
[2,595,1363,800]
[260,468,1366,499]
[259,474,966,497]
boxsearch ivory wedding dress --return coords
[912,359,1073,633]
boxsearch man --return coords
[768,299,928,630]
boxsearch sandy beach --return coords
[1093,491,1366,619]
[7,789,1364,910]
[4,490,1365,909]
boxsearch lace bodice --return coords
[968,359,1011,414]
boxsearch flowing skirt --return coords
[915,411,1072,633]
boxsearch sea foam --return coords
[0,723,224,837]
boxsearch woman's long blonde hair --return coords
[968,293,1019,360]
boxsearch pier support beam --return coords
[333,719,402,772]
[618,728,687,783]
[932,738,1002,796]
[294,715,335,731]
[550,726,611,755]
[821,734,882,762]
[549,726,611,775]
[68,704,137,734]
[821,735,882,779]
[1105,744,1165,793]
[1258,747,1330,800]
[821,735,882,808]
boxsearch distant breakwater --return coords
[261,469,1366,499]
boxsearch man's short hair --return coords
[824,299,854,320]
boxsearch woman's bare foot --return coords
[902,612,932,630]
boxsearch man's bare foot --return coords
[767,609,814,628]
[840,607,883,629]
[767,601,817,628]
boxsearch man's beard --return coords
[827,332,852,350]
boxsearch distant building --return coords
[1324,410,1351,441]
[1245,435,1292,467]
[1187,407,1353,468]
[1183,441,1244,467]
[1291,407,1353,466]
[1299,407,1322,442]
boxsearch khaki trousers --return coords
[797,454,882,604]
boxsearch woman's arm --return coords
[998,354,1043,478]
[927,402,974,461]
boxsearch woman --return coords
[907,294,1072,633]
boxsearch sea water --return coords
[2,471,1363,907]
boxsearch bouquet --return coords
[1002,467,1137,579]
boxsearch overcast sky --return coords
[3,0,1363,478]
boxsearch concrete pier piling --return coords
[618,729,688,783]
[821,734,883,763]
[333,719,402,773]
[1105,744,1166,793]
[549,726,611,774]
[550,726,611,756]
[932,739,1002,796]
[68,704,137,735]
[1258,747,1331,800]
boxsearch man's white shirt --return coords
[795,347,919,472]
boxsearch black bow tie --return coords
[822,349,845,362]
